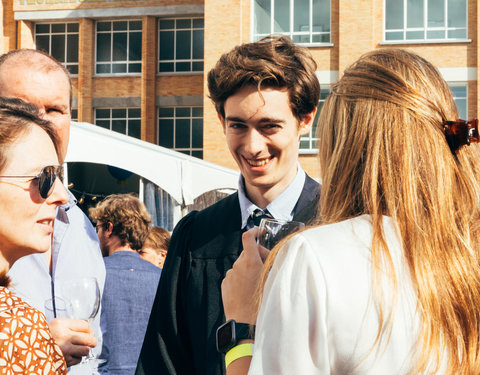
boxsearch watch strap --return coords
[216,319,256,354]
[235,322,255,341]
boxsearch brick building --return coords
[2,0,478,182]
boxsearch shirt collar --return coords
[64,189,77,211]
[238,164,306,229]
[56,189,77,224]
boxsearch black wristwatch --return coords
[216,319,255,354]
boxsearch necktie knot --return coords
[251,209,273,227]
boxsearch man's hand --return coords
[221,227,269,324]
[48,318,97,367]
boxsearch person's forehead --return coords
[2,126,58,174]
[0,63,69,88]
[224,86,294,119]
[0,66,69,104]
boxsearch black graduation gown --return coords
[136,175,320,375]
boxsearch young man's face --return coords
[221,86,315,205]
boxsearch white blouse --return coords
[249,215,431,375]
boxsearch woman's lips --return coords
[37,218,54,233]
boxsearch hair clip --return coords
[443,119,479,153]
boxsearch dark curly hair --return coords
[207,35,320,122]
[89,194,152,250]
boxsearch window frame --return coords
[252,0,332,46]
[157,17,205,75]
[299,85,330,154]
[71,109,78,122]
[383,0,470,44]
[34,22,79,76]
[94,107,142,139]
[94,19,143,77]
[448,82,468,120]
[157,106,204,158]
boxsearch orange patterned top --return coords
[0,287,67,374]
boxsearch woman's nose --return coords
[47,177,69,206]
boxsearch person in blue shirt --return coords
[90,194,161,375]
[1,49,105,374]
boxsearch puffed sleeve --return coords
[248,234,330,374]
[136,211,198,375]
[0,305,67,374]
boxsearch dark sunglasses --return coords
[0,165,64,199]
[443,119,479,153]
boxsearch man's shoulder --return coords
[64,203,90,223]
[104,253,161,288]
[106,252,161,273]
[293,173,320,224]
[195,191,240,220]
[189,192,241,236]
[53,200,103,269]
[304,173,320,190]
[58,203,97,239]
[169,192,242,259]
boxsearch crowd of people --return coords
[0,33,480,375]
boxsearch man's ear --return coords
[298,107,317,137]
[105,222,113,237]
[218,113,226,135]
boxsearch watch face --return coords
[216,320,236,353]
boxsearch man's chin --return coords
[244,177,276,191]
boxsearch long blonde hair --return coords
[263,49,480,373]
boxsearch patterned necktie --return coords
[250,209,273,227]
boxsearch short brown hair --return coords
[142,226,171,255]
[89,194,152,250]
[207,35,320,121]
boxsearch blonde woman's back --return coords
[250,215,447,374]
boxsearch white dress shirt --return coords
[238,164,306,229]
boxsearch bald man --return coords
[1,49,105,374]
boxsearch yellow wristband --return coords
[225,343,253,368]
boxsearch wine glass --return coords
[257,218,305,250]
[61,278,101,366]
[44,296,72,322]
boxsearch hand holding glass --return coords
[257,218,305,250]
[61,278,101,365]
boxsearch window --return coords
[96,20,142,75]
[158,106,203,158]
[35,23,79,75]
[300,86,330,153]
[94,108,141,139]
[385,0,467,42]
[158,18,204,73]
[71,109,78,122]
[253,0,331,44]
[449,84,467,119]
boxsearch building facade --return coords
[2,0,478,180]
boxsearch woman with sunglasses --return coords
[0,97,68,373]
[221,49,480,375]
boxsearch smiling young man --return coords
[136,36,321,375]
